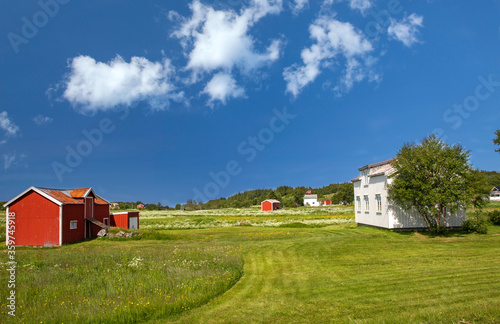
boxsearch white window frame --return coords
[103,217,109,226]
[363,170,369,185]
[356,196,361,211]
[376,194,382,212]
[364,195,369,211]
[70,220,78,230]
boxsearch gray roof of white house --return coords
[304,194,318,199]
[358,158,396,171]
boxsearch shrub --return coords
[462,218,488,234]
[488,210,500,225]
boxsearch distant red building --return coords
[322,200,332,206]
[261,199,281,211]
[137,204,145,209]
[4,187,110,247]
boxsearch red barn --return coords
[322,200,332,206]
[110,212,139,229]
[261,199,281,211]
[4,187,110,247]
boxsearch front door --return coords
[85,198,93,219]
[85,198,94,238]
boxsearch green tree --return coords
[469,170,490,222]
[175,204,181,210]
[494,129,500,153]
[268,190,278,200]
[388,134,473,233]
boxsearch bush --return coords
[462,218,488,234]
[488,210,500,225]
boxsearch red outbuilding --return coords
[322,200,332,206]
[4,187,110,247]
[261,199,281,211]
[110,212,139,229]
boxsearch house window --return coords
[363,170,369,185]
[376,194,382,212]
[356,196,361,210]
[70,221,78,230]
[364,195,369,210]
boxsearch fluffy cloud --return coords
[202,73,245,106]
[172,0,282,74]
[33,115,53,125]
[388,13,424,47]
[62,55,183,113]
[171,0,282,105]
[283,15,373,97]
[291,0,309,14]
[348,0,372,13]
[0,111,19,137]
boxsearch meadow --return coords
[1,205,500,323]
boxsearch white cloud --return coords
[348,0,372,13]
[388,13,424,47]
[33,115,53,125]
[62,55,183,113]
[171,0,282,74]
[323,0,372,14]
[3,153,16,170]
[202,73,245,106]
[291,0,309,14]
[283,15,373,97]
[0,111,20,137]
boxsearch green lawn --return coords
[1,205,500,323]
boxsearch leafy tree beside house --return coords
[494,129,500,152]
[388,134,474,233]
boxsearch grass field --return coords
[1,205,500,323]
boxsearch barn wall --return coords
[262,201,271,211]
[62,204,85,244]
[88,204,110,237]
[111,213,129,228]
[8,191,60,246]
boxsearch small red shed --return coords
[110,212,139,229]
[137,204,145,209]
[261,199,281,211]
[4,187,110,247]
[322,200,332,206]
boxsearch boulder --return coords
[97,229,108,237]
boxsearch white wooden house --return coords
[352,158,466,230]
[490,187,500,201]
[303,194,320,207]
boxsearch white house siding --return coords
[353,159,466,230]
[354,174,389,228]
[304,199,320,207]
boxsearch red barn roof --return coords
[4,186,109,207]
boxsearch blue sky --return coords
[1,0,499,205]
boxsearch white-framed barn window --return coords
[103,218,109,226]
[376,194,382,212]
[70,220,78,229]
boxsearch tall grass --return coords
[0,241,243,323]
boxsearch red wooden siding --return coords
[110,212,139,229]
[8,191,59,246]
[262,201,280,211]
[62,204,85,244]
